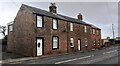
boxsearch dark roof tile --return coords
[22,4,100,29]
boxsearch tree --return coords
[107,36,110,40]
[0,25,6,38]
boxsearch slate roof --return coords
[57,14,90,25]
[91,25,101,30]
[22,4,100,29]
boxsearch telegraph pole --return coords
[112,24,115,39]
[112,24,115,44]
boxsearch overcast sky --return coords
[0,2,118,39]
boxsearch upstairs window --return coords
[9,25,13,32]
[70,23,73,31]
[93,29,95,34]
[91,29,93,34]
[37,15,43,27]
[70,38,74,47]
[52,19,58,29]
[52,36,59,49]
[85,38,88,47]
[97,30,99,35]
[84,26,87,32]
[93,40,96,46]
[99,31,101,35]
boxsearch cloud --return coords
[0,2,118,39]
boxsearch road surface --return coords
[8,45,119,64]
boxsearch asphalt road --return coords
[11,45,119,64]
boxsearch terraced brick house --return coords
[7,3,102,57]
[91,25,101,49]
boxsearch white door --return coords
[37,38,43,56]
[78,39,81,51]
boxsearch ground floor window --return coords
[70,38,74,47]
[85,38,88,47]
[52,36,59,49]
[94,40,96,46]
[98,40,100,45]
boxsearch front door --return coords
[78,39,81,51]
[37,38,43,56]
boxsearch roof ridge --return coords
[22,4,48,12]
[20,4,100,29]
[22,4,78,20]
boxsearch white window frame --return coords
[53,19,58,29]
[53,37,59,49]
[70,38,74,47]
[37,15,43,27]
[84,26,87,32]
[9,25,13,32]
[98,41,100,45]
[97,30,99,35]
[85,38,88,47]
[93,29,95,34]
[94,40,96,46]
[70,23,73,31]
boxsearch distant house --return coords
[115,37,120,40]
[7,3,102,57]
[102,39,110,47]
[115,37,120,44]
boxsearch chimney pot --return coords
[49,3,57,13]
[77,13,83,20]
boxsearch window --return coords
[99,31,101,35]
[91,29,92,34]
[52,19,58,29]
[98,40,100,45]
[70,23,73,31]
[52,37,59,49]
[85,38,88,47]
[37,15,43,27]
[9,25,13,31]
[93,29,95,34]
[97,30,99,35]
[84,26,87,32]
[70,38,74,47]
[93,40,96,46]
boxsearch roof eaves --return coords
[22,4,100,29]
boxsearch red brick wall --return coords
[90,28,102,49]
[81,25,91,51]
[7,5,102,57]
[67,23,91,52]
[8,5,36,56]
[33,16,68,56]
[7,31,14,52]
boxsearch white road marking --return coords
[103,50,117,55]
[55,55,94,64]
[80,54,117,64]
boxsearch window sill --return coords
[70,46,74,48]
[85,45,88,47]
[52,48,59,50]
[52,29,58,30]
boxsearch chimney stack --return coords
[49,3,57,13]
[77,13,83,20]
